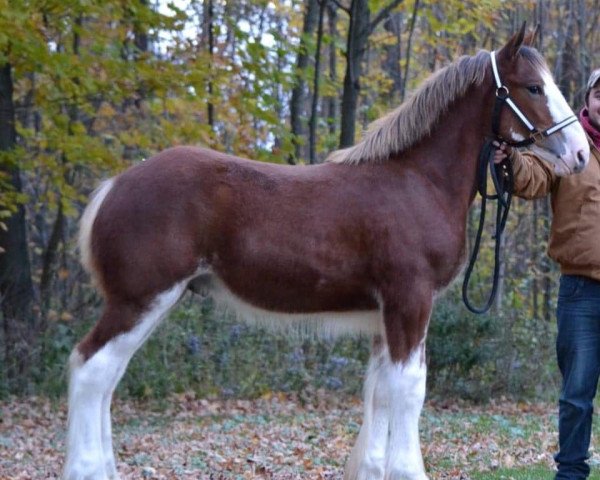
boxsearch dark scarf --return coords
[579,107,600,149]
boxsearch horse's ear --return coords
[524,24,540,47]
[498,22,527,60]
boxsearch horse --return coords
[64,26,589,480]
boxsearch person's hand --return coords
[492,141,513,164]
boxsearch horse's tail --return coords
[78,179,115,283]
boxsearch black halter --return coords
[462,51,578,314]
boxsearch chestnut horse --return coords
[64,28,589,480]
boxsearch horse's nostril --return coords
[577,150,587,166]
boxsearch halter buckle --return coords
[530,130,545,143]
[495,86,509,98]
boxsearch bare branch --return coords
[369,0,404,33]
[328,0,350,15]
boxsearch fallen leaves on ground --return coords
[0,392,580,479]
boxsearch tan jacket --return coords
[511,143,600,280]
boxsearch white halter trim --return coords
[505,98,535,131]
[545,116,579,136]
[490,51,535,131]
[490,50,503,89]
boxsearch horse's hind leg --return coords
[63,281,188,480]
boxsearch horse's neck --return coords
[404,86,492,216]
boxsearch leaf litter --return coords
[0,392,581,479]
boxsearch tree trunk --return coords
[339,0,404,147]
[383,12,402,99]
[0,61,34,386]
[326,3,338,138]
[39,201,64,320]
[339,0,370,148]
[203,0,215,128]
[553,0,576,102]
[401,0,420,102]
[575,0,588,108]
[494,233,506,312]
[309,0,326,164]
[542,197,552,323]
[289,0,319,164]
[122,2,150,160]
[532,200,539,320]
[536,0,546,48]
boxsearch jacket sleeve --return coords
[511,149,558,199]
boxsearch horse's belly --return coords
[213,259,377,310]
[208,275,382,336]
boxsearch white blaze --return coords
[541,69,590,175]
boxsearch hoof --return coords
[63,463,109,480]
[385,469,429,480]
[354,462,385,480]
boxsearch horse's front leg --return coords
[384,345,428,480]
[344,337,388,480]
[382,290,431,480]
[345,288,431,480]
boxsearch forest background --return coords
[1,0,598,401]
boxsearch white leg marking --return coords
[344,349,385,480]
[385,347,428,480]
[65,350,106,480]
[64,281,187,480]
[345,345,428,480]
[358,349,389,480]
[101,361,128,479]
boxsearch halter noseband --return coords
[489,50,578,147]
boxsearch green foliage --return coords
[0,149,29,216]
[6,280,559,403]
[471,467,600,479]
[15,295,371,400]
[121,298,371,400]
[427,289,501,401]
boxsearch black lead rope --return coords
[462,140,514,314]
[461,50,578,314]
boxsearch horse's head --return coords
[494,24,589,176]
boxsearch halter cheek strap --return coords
[489,50,578,147]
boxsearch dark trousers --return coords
[555,274,600,480]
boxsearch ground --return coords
[0,392,595,479]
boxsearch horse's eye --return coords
[527,85,543,95]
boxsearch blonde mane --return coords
[327,50,491,165]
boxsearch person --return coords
[494,69,600,479]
